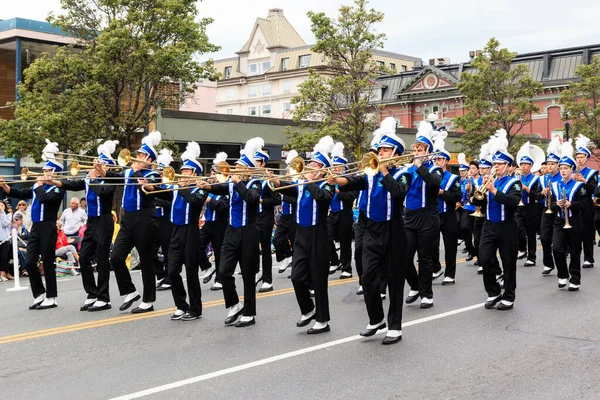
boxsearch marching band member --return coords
[331,118,410,344]
[515,142,543,267]
[432,140,463,285]
[274,150,298,274]
[197,138,263,327]
[271,136,335,334]
[154,149,174,291]
[539,136,562,275]
[551,140,586,291]
[474,130,521,310]
[327,142,357,279]
[155,142,208,320]
[99,131,162,313]
[574,135,597,268]
[469,156,486,273]
[199,153,229,291]
[52,140,118,311]
[255,148,281,293]
[0,140,65,310]
[404,121,443,309]
[456,156,470,246]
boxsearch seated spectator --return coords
[12,212,29,276]
[0,201,12,282]
[60,197,87,240]
[56,221,80,265]
[15,200,32,231]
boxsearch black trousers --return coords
[168,224,202,315]
[218,224,260,316]
[480,219,518,302]
[26,221,58,298]
[433,211,458,279]
[199,220,227,283]
[110,209,158,303]
[292,223,331,323]
[473,215,484,260]
[460,209,475,255]
[581,205,595,264]
[362,219,406,331]
[328,209,353,273]
[79,215,114,302]
[515,205,538,262]
[595,207,600,238]
[153,216,173,283]
[456,209,464,240]
[354,212,366,285]
[552,221,582,285]
[539,212,555,269]
[274,214,295,262]
[0,240,10,273]
[257,213,274,284]
[405,210,440,299]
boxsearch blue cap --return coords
[378,134,405,155]
[310,151,332,168]
[491,150,514,166]
[479,158,493,168]
[434,150,451,161]
[236,154,256,168]
[254,150,270,163]
[43,159,63,172]
[459,163,469,171]
[137,143,158,162]
[559,156,576,169]
[576,147,591,158]
[332,155,348,166]
[414,135,433,150]
[519,156,534,165]
[181,159,202,175]
[98,153,116,166]
[546,152,560,163]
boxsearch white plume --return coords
[97,140,119,156]
[212,151,228,165]
[494,129,509,150]
[518,141,531,159]
[331,142,345,159]
[416,120,434,140]
[427,113,438,122]
[561,139,574,160]
[370,128,385,148]
[313,136,334,155]
[432,130,448,153]
[142,131,162,147]
[458,153,467,166]
[285,150,299,165]
[547,135,562,156]
[42,138,59,160]
[487,129,509,157]
[379,117,397,135]
[240,137,264,158]
[478,142,490,162]
[575,134,590,150]
[181,142,201,162]
[157,148,173,166]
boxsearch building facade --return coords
[212,8,422,119]
[373,44,600,140]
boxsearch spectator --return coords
[80,197,87,213]
[56,221,80,264]
[12,212,29,276]
[15,200,32,231]
[0,201,12,281]
[60,197,87,238]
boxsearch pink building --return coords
[181,80,217,113]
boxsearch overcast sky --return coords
[3,0,600,64]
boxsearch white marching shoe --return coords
[37,297,57,310]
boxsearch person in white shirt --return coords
[60,197,88,237]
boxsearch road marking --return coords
[109,303,484,400]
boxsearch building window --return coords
[390,63,396,71]
[248,63,259,76]
[248,85,258,98]
[224,66,232,79]
[377,61,385,67]
[248,106,258,116]
[226,109,233,115]
[248,61,271,76]
[262,61,271,73]
[261,105,271,117]
[262,83,271,96]
[283,102,291,112]
[401,65,407,72]
[283,80,291,94]
[226,88,233,101]
[299,55,311,68]
[281,58,289,71]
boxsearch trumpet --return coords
[473,167,497,201]
[561,187,572,229]
[544,176,553,214]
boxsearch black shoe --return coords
[307,324,330,334]
[156,284,171,291]
[235,317,255,327]
[119,294,141,311]
[474,260,480,266]
[484,296,502,309]
[542,267,554,275]
[225,309,243,325]
[88,303,112,312]
[356,286,364,295]
[80,302,95,312]
[420,300,433,309]
[461,248,468,254]
[182,312,201,321]
[497,302,514,311]
[382,335,402,345]
[29,300,43,310]
[405,292,419,304]
[465,254,474,262]
[131,305,154,314]
[524,260,536,267]
[582,262,594,269]
[432,269,444,280]
[171,312,185,320]
[359,322,386,337]
[517,252,527,260]
[36,302,57,310]
[296,313,316,327]
[278,262,292,274]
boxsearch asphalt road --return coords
[1,245,599,400]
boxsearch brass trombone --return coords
[560,187,572,229]
[117,149,164,169]
[68,161,123,176]
[360,152,441,176]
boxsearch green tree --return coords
[285,0,386,159]
[0,0,219,160]
[454,38,543,158]
[560,54,600,148]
